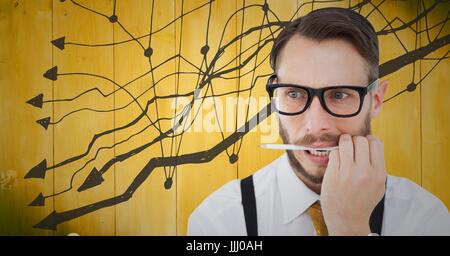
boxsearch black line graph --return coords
[24,0,449,230]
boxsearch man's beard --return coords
[279,114,371,185]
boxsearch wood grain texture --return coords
[0,0,54,236]
[53,0,115,235]
[0,0,448,235]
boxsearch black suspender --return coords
[240,174,385,236]
[370,193,385,235]
[240,175,258,236]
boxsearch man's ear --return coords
[370,80,388,118]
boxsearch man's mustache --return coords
[293,133,340,146]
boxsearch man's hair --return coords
[270,7,379,82]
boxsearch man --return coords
[188,7,450,235]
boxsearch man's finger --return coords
[338,134,353,173]
[324,149,340,181]
[327,149,340,172]
[353,136,370,167]
[367,135,385,171]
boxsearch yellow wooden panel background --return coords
[0,0,448,235]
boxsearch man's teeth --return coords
[309,150,330,157]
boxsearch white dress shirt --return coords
[188,153,450,235]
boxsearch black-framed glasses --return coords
[266,75,378,118]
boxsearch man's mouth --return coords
[306,149,331,157]
[303,149,331,165]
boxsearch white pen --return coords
[260,143,338,151]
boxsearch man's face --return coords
[276,35,384,186]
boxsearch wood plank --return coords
[176,0,239,235]
[113,0,177,235]
[236,0,298,180]
[0,0,54,235]
[52,0,115,235]
[1,0,447,235]
[420,0,450,208]
[370,1,422,185]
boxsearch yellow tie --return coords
[307,201,329,236]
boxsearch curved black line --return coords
[33,102,273,230]
[376,0,441,35]
[65,0,215,48]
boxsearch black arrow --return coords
[26,94,44,108]
[51,37,65,50]
[29,193,45,206]
[33,211,58,230]
[31,103,273,230]
[36,117,51,130]
[77,168,104,192]
[24,159,47,179]
[43,66,57,81]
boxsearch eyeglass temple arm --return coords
[367,79,379,92]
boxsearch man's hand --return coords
[321,134,387,236]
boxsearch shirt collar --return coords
[276,153,320,224]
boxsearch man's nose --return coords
[303,97,333,134]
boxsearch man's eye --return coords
[287,90,303,99]
[332,91,348,100]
